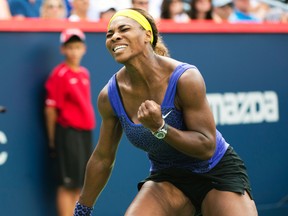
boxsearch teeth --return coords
[114,45,127,52]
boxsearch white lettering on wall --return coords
[207,91,279,125]
[0,131,8,165]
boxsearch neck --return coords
[196,12,207,20]
[72,10,87,19]
[125,55,163,84]
[65,61,80,71]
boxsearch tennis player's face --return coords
[106,17,148,63]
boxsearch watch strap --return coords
[151,120,165,135]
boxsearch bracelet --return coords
[74,201,94,216]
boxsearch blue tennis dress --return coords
[108,63,229,173]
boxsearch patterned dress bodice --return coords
[108,63,229,173]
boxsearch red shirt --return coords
[45,63,96,130]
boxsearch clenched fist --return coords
[137,100,164,132]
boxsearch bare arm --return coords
[44,106,57,149]
[138,68,216,160]
[166,68,216,159]
[78,85,123,207]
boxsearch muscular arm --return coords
[138,68,216,160]
[165,68,216,160]
[78,85,123,207]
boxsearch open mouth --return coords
[113,45,127,52]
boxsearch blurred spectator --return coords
[87,0,120,21]
[64,0,72,17]
[40,0,67,19]
[264,6,288,22]
[99,7,116,20]
[8,0,42,18]
[213,0,234,21]
[86,0,98,20]
[228,0,261,22]
[255,0,288,23]
[250,0,270,20]
[148,0,163,19]
[160,0,190,22]
[131,0,163,19]
[189,0,222,21]
[0,0,12,19]
[282,11,288,23]
[98,2,117,21]
[68,0,89,21]
[131,0,149,11]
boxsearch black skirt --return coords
[138,146,253,214]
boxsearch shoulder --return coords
[97,84,115,119]
[50,63,69,78]
[178,66,203,83]
[162,57,199,77]
[159,56,182,66]
[178,66,205,91]
[98,85,109,104]
[79,66,90,75]
[176,66,207,104]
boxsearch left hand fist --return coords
[137,100,163,132]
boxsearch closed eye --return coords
[106,32,113,38]
[120,27,130,32]
[106,26,131,39]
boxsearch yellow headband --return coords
[108,9,154,44]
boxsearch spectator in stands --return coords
[98,2,117,21]
[148,0,163,19]
[88,0,118,21]
[131,0,163,20]
[87,0,120,21]
[8,0,42,18]
[160,0,190,22]
[282,11,288,23]
[64,0,72,17]
[213,0,234,21]
[228,0,261,22]
[68,0,90,21]
[40,0,67,19]
[249,0,269,20]
[86,0,161,21]
[131,0,149,11]
[263,6,288,22]
[86,0,99,21]
[0,0,12,19]
[189,0,222,21]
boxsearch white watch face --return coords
[154,130,166,139]
[152,122,168,139]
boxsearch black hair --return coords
[63,35,84,46]
[189,0,213,20]
[132,8,170,57]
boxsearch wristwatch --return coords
[152,121,169,139]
